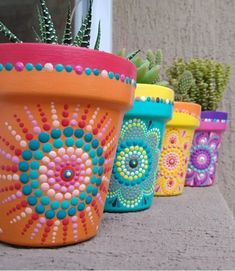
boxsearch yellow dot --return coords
[124,175,129,179]
[135,146,139,150]
[117,156,122,161]
[116,162,121,166]
[120,172,125,177]
[130,146,134,151]
[117,168,122,172]
[124,148,129,152]
[128,176,133,181]
[138,173,142,177]
[134,176,138,180]
[120,152,125,156]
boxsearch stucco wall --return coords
[113,0,235,215]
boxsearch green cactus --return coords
[166,58,231,110]
[0,0,101,49]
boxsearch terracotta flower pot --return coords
[0,43,136,247]
[185,111,228,187]
[105,84,174,212]
[155,102,201,196]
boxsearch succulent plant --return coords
[166,58,231,111]
[0,0,101,49]
[117,49,168,86]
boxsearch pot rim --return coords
[201,110,228,121]
[174,101,201,119]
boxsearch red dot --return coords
[62,218,69,226]
[101,140,106,146]
[40,112,45,117]
[43,124,51,131]
[12,165,18,173]
[32,213,39,220]
[63,232,67,236]
[62,111,69,118]
[15,149,22,156]
[46,220,53,226]
[78,121,85,128]
[45,227,50,233]
[92,128,98,135]
[22,128,28,133]
[10,145,15,150]
[16,118,21,122]
[81,218,86,223]
[16,203,21,209]
[79,212,85,218]
[19,123,24,128]
[42,117,47,123]
[9,185,14,191]
[21,200,28,207]
[26,133,33,140]
[62,119,69,127]
[6,165,11,171]
[63,226,68,231]
[64,104,69,110]
[97,124,101,128]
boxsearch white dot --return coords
[55,193,63,200]
[79,184,86,191]
[72,190,80,196]
[64,193,72,200]
[25,207,32,214]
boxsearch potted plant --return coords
[104,49,174,212]
[0,0,136,247]
[166,59,230,187]
[155,70,201,196]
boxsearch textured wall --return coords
[113,0,235,215]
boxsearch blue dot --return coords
[30,170,39,179]
[30,160,40,170]
[79,192,86,200]
[54,139,63,149]
[75,129,84,138]
[68,207,76,216]
[89,150,96,158]
[97,147,103,156]
[66,137,74,147]
[109,71,114,79]
[28,196,37,206]
[31,180,39,189]
[29,140,40,151]
[98,168,104,176]
[91,176,97,184]
[22,185,32,195]
[84,133,92,142]
[42,143,52,153]
[99,157,105,166]
[93,68,100,76]
[84,144,90,152]
[55,64,64,72]
[61,200,70,209]
[22,150,32,161]
[92,167,98,174]
[92,187,98,196]
[19,161,29,172]
[96,178,102,186]
[115,73,120,80]
[41,196,50,205]
[76,139,83,148]
[25,63,33,71]
[86,196,92,204]
[57,210,66,220]
[92,158,98,165]
[51,201,60,210]
[38,132,50,143]
[45,210,55,219]
[35,63,43,71]
[34,150,44,160]
[92,139,99,149]
[85,67,91,75]
[86,184,93,193]
[35,205,45,214]
[34,189,43,197]
[125,76,130,84]
[71,198,78,206]
[78,203,85,211]
[65,65,73,72]
[5,63,13,71]
[64,127,73,137]
[0,64,3,71]
[51,129,61,139]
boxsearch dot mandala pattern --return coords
[186,131,221,186]
[0,103,116,245]
[106,119,161,209]
[155,128,192,196]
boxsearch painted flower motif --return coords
[106,118,161,209]
[186,131,221,186]
[156,175,184,195]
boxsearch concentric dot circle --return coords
[18,127,105,220]
[190,145,213,172]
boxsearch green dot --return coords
[68,207,76,216]
[85,67,91,75]
[54,139,63,149]
[55,64,64,72]
[84,133,92,142]
[89,150,96,158]
[30,160,40,169]
[78,202,85,211]
[5,63,13,71]
[86,184,93,193]
[91,176,97,184]
[28,196,37,206]
[84,144,90,152]
[92,158,98,165]
[19,161,29,172]
[66,137,74,147]
[29,140,40,151]
[45,210,55,219]
[22,150,32,161]
[92,167,99,174]
[79,192,86,200]
[57,210,66,220]
[86,196,92,204]
[31,180,39,189]
[0,64,3,71]
[42,143,53,153]
[35,205,45,214]
[41,196,50,205]
[92,139,99,149]
[34,189,43,197]
[20,173,29,184]
[30,170,39,179]
[34,150,44,160]
[51,129,61,139]
[25,63,33,71]
[109,71,114,79]
[71,198,78,206]
[61,200,70,209]
[22,185,32,195]
[76,139,83,148]
[38,132,50,143]
[64,127,73,137]
[74,129,84,138]
[51,201,60,210]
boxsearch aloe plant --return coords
[166,58,231,111]
[0,0,101,49]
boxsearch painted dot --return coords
[30,170,39,179]
[92,187,98,196]
[101,70,108,78]
[22,185,32,195]
[65,65,73,72]
[74,65,83,74]
[19,161,29,172]
[66,138,74,147]
[45,210,55,219]
[44,63,53,71]
[57,210,66,220]
[51,129,61,139]
[5,63,13,71]
[68,207,76,216]
[28,196,37,206]
[86,196,92,204]
[25,63,33,71]
[93,68,100,76]
[39,132,50,143]
[35,205,45,214]
[74,129,84,138]
[15,62,24,71]
[29,140,40,151]
[51,201,60,210]
[78,202,85,211]
[41,183,50,191]
[92,139,99,149]
[71,197,78,206]
[41,196,50,205]
[115,73,120,80]
[55,64,64,72]
[63,127,73,137]
[35,63,43,71]
[84,144,90,152]
[75,139,83,148]
[61,200,70,209]
[34,189,43,197]
[108,71,114,79]
[54,139,63,149]
[97,147,103,156]
[42,143,53,153]
[0,64,3,71]
[85,67,92,75]
[31,180,39,189]
[22,150,32,161]
[20,173,29,184]
[34,150,44,160]
[84,133,92,142]
[30,161,40,170]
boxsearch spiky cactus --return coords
[0,0,101,49]
[118,49,168,86]
[166,58,231,110]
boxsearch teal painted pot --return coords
[105,84,174,212]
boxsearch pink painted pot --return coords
[185,111,228,187]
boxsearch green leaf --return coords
[62,2,73,45]
[126,49,141,60]
[0,21,21,43]
[141,65,160,84]
[94,21,101,50]
[36,6,46,42]
[137,60,150,83]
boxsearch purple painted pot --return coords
[185,111,228,187]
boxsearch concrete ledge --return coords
[1,186,235,270]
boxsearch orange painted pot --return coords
[0,43,136,247]
[155,102,201,196]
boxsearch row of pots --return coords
[0,44,227,247]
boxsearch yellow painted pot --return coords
[155,102,201,196]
